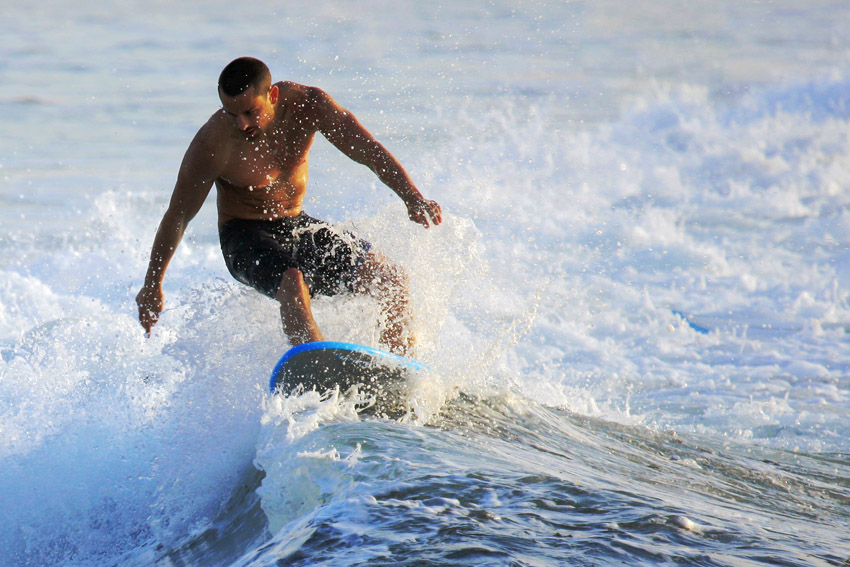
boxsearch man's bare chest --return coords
[223,130,312,188]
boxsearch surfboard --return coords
[672,310,710,334]
[269,341,427,419]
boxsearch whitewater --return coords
[1,1,849,565]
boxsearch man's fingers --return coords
[429,201,442,225]
[139,310,153,335]
[410,199,442,228]
[136,286,163,338]
[137,303,159,337]
[423,200,442,227]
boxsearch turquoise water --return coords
[2,1,850,565]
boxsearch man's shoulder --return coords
[277,81,332,106]
[193,112,230,148]
[181,112,231,172]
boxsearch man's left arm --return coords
[311,88,442,228]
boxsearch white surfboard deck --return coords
[269,341,427,419]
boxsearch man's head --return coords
[218,57,271,97]
[218,57,278,139]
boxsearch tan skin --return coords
[136,80,441,354]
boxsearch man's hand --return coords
[136,284,164,337]
[406,198,442,228]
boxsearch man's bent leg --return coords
[356,253,414,356]
[276,268,325,345]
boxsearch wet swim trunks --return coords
[219,214,371,298]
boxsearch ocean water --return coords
[2,1,850,565]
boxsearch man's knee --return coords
[388,264,410,295]
[358,254,408,295]
[276,268,308,301]
[275,268,324,344]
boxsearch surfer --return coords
[135,57,441,355]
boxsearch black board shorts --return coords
[219,214,371,298]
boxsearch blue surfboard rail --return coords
[269,341,426,393]
[672,310,710,334]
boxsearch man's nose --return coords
[236,115,251,130]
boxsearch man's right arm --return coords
[136,129,220,335]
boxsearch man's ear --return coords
[269,84,279,105]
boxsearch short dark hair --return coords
[218,57,271,97]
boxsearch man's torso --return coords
[208,82,319,226]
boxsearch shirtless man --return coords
[135,57,441,355]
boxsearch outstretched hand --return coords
[135,284,164,337]
[406,198,442,228]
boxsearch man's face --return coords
[219,85,276,139]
